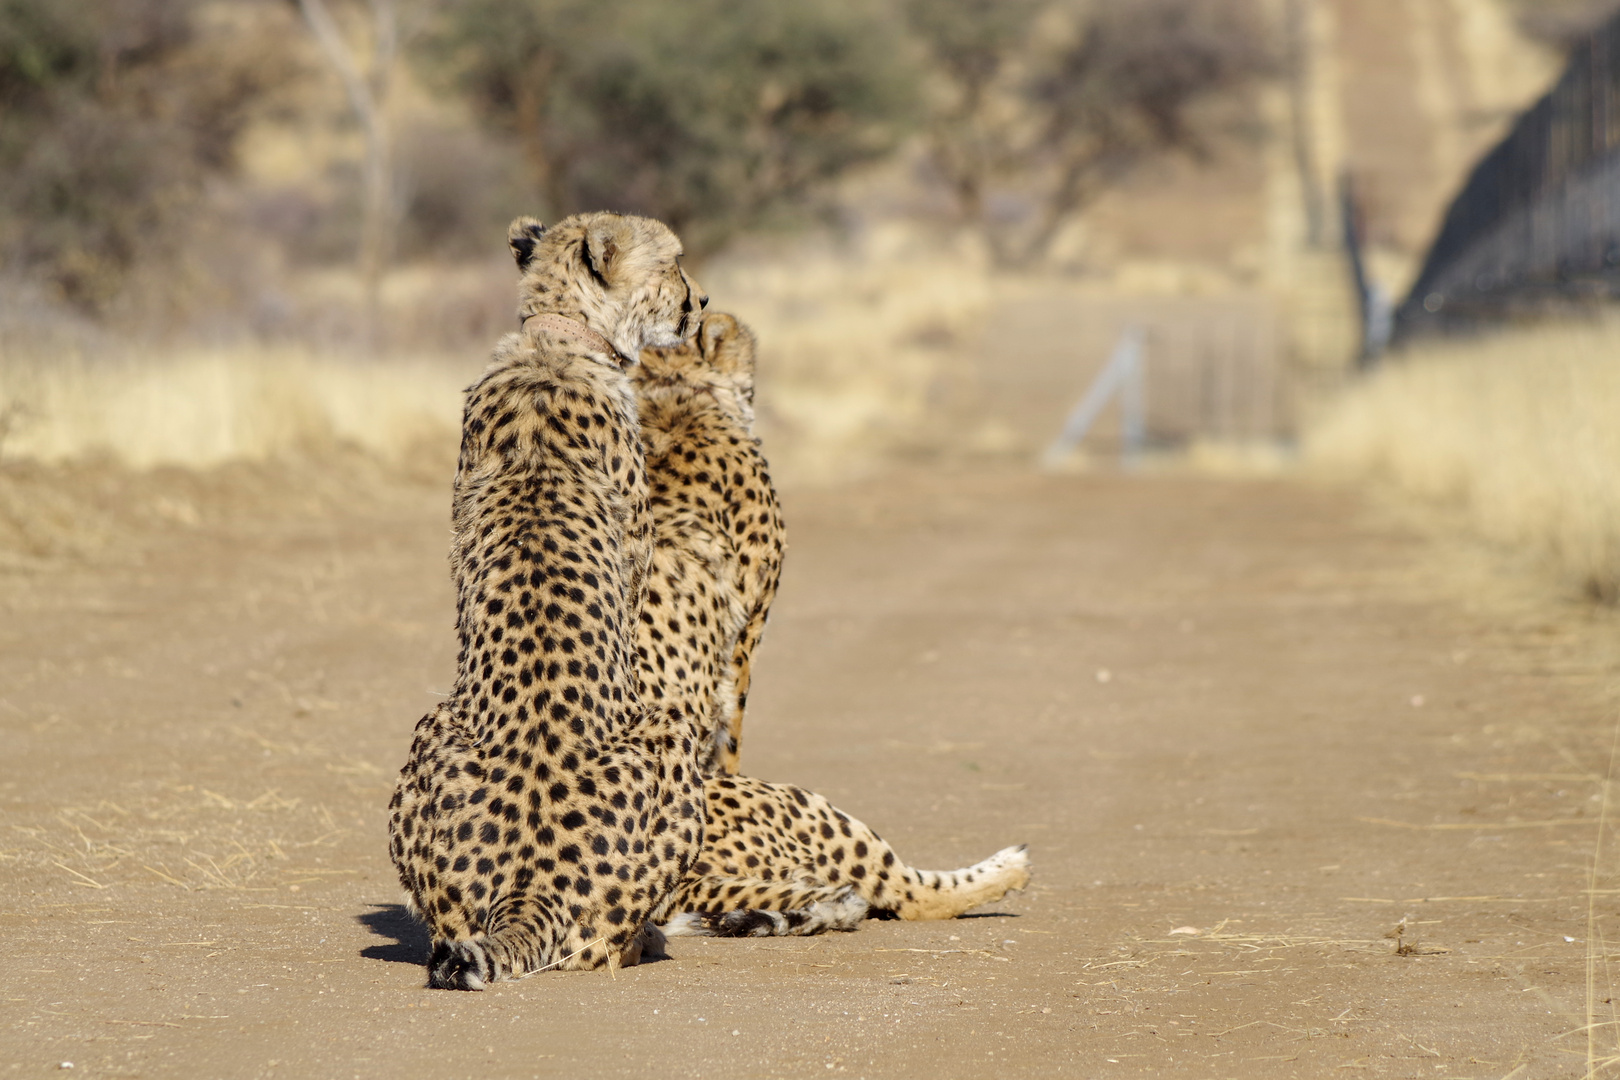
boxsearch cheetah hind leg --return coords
[659,880,869,938]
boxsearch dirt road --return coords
[4,462,1618,1078]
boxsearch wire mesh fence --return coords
[1393,12,1620,341]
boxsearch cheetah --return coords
[633,311,781,777]
[388,211,709,989]
[631,311,1031,938]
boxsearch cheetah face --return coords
[632,254,707,353]
[507,212,707,365]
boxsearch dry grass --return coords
[0,339,471,565]
[1306,318,1620,601]
[0,343,468,469]
[707,224,991,483]
[0,236,987,567]
[0,224,988,500]
[3,785,351,896]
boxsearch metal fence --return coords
[1392,12,1620,341]
[962,290,1286,463]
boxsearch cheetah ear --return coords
[507,217,547,271]
[704,313,756,377]
[583,217,629,286]
[699,312,736,358]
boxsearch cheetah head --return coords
[638,311,758,405]
[508,212,707,364]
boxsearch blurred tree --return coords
[0,0,294,313]
[295,0,399,341]
[1023,0,1273,260]
[420,0,582,220]
[425,0,919,255]
[903,0,1272,265]
[897,0,1045,228]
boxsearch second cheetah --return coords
[633,311,1031,938]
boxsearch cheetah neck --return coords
[522,312,629,366]
[638,378,755,434]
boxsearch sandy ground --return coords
[4,458,1620,1079]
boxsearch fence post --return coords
[1120,335,1146,467]
[1040,325,1147,469]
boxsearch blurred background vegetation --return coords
[0,0,1276,336]
[2,0,1618,598]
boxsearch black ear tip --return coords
[510,237,535,268]
[507,216,548,268]
[507,215,546,239]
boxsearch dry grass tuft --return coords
[1306,319,1620,601]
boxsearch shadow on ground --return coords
[358,904,430,966]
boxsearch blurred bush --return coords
[0,0,297,313]
[394,119,531,261]
[0,0,1269,324]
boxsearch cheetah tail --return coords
[660,890,868,938]
[892,844,1032,921]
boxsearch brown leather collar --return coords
[521,312,627,363]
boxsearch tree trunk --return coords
[1014,157,1093,267]
[298,0,396,350]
